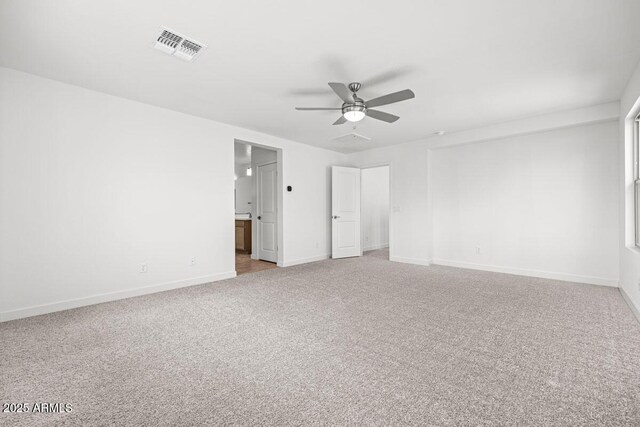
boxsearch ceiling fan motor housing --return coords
[348,82,362,93]
[342,98,366,113]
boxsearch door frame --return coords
[234,139,284,267]
[358,162,392,259]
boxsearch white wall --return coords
[431,121,619,286]
[234,177,252,213]
[0,65,628,321]
[0,67,346,321]
[361,166,389,251]
[235,163,251,179]
[348,142,431,265]
[251,146,277,167]
[619,59,640,318]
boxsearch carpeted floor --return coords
[2,250,640,426]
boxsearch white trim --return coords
[431,258,618,287]
[363,243,389,252]
[359,161,392,169]
[620,287,640,324]
[281,254,330,267]
[0,271,236,323]
[390,256,432,266]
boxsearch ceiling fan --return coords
[295,82,415,125]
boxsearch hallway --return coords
[235,253,277,275]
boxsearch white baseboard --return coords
[364,243,389,252]
[620,287,640,324]
[390,256,432,266]
[281,254,330,267]
[431,258,618,287]
[0,271,237,323]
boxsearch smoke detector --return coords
[154,27,206,62]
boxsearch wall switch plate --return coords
[140,263,148,273]
[475,247,481,255]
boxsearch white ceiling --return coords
[2,0,640,153]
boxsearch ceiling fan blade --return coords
[295,107,341,111]
[366,109,400,123]
[333,116,347,125]
[365,89,415,108]
[328,82,352,103]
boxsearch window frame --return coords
[635,114,640,247]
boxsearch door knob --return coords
[257,216,262,220]
[332,215,340,219]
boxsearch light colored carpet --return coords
[2,249,640,426]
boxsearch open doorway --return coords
[361,165,390,260]
[234,140,281,275]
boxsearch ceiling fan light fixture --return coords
[344,110,366,122]
[342,102,366,122]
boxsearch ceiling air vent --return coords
[153,27,206,62]
[330,132,372,144]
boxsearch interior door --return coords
[332,166,361,259]
[257,162,278,262]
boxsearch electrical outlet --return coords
[475,247,481,255]
[190,257,197,266]
[140,263,148,273]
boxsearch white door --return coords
[332,166,361,259]
[257,162,277,262]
